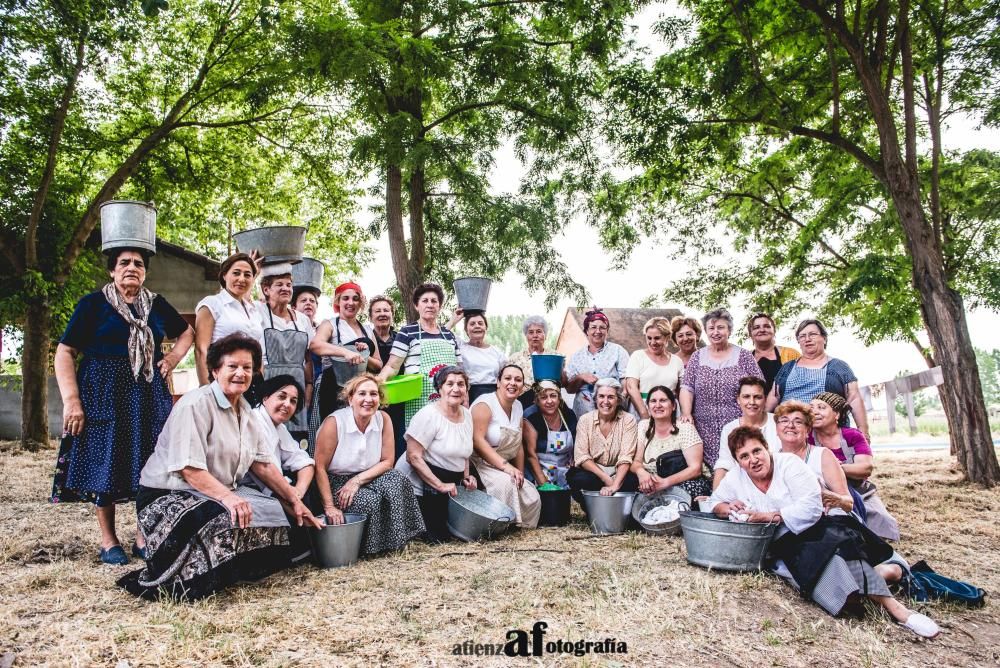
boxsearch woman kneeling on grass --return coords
[313,373,425,556]
[705,426,939,639]
[118,334,321,601]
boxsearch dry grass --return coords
[1,441,998,667]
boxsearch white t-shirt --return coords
[396,403,473,494]
[254,302,312,367]
[196,290,265,345]
[326,406,384,475]
[624,350,684,395]
[715,414,781,473]
[459,341,505,385]
[247,406,314,497]
[471,391,523,448]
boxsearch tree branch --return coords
[423,99,509,132]
[25,25,88,272]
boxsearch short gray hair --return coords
[702,308,734,332]
[522,315,548,336]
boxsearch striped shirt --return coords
[389,322,463,374]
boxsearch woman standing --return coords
[507,316,559,407]
[117,334,320,600]
[747,312,800,395]
[632,386,712,500]
[395,366,477,541]
[624,317,685,420]
[809,392,899,540]
[522,380,578,489]
[767,319,869,440]
[52,247,194,564]
[471,364,541,528]
[678,308,763,468]
[313,374,425,555]
[254,265,313,440]
[566,378,640,504]
[309,282,381,445]
[566,308,630,417]
[369,295,407,458]
[379,283,463,428]
[669,316,702,368]
[194,252,264,387]
[448,309,506,402]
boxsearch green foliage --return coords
[288,0,648,309]
[462,314,556,356]
[603,0,1000,355]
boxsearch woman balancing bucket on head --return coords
[52,201,195,565]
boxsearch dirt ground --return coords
[1,442,997,667]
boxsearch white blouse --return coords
[396,403,474,494]
[251,406,314,473]
[707,452,823,537]
[471,392,523,448]
[715,414,781,473]
[326,406,384,475]
[196,290,265,345]
[459,341,505,384]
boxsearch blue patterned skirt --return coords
[51,356,173,507]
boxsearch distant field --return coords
[1,441,998,666]
[869,416,1000,440]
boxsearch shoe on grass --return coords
[99,545,129,565]
[900,612,940,638]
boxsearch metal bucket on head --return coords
[100,200,157,255]
[582,490,635,535]
[291,257,325,292]
[311,513,368,568]
[453,277,492,312]
[232,226,307,264]
[679,511,778,571]
[447,488,516,541]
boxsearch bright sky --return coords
[351,5,1000,388]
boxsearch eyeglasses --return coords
[776,417,807,426]
[796,331,822,341]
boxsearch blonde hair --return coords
[773,400,814,428]
[643,316,671,340]
[669,315,703,342]
[340,372,385,405]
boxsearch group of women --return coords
[51,250,934,638]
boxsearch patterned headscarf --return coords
[582,307,609,332]
[813,391,849,416]
[102,283,157,382]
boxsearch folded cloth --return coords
[644,501,680,524]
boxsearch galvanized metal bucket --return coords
[311,513,368,568]
[232,226,306,263]
[582,490,635,535]
[447,488,515,542]
[100,200,157,255]
[632,487,691,536]
[326,348,370,385]
[291,257,325,292]
[679,511,778,572]
[453,276,492,311]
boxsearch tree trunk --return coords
[385,163,419,321]
[20,300,53,452]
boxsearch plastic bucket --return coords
[453,277,492,311]
[581,491,635,535]
[531,354,565,382]
[538,487,572,527]
[447,488,515,541]
[291,257,325,292]
[100,200,157,255]
[383,374,422,404]
[311,513,368,568]
[679,511,778,572]
[232,226,306,263]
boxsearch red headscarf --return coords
[333,281,363,313]
[583,306,609,332]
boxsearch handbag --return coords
[655,449,688,478]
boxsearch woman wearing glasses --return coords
[766,319,869,441]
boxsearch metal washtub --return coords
[290,257,325,291]
[582,491,635,535]
[632,487,691,536]
[100,200,157,254]
[447,488,515,541]
[311,513,368,568]
[232,226,306,263]
[679,511,778,572]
